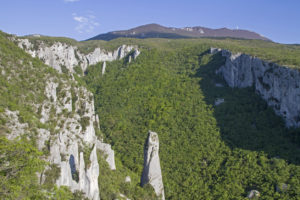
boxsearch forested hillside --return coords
[0,30,80,199]
[0,31,155,200]
[84,44,300,199]
[2,28,300,199]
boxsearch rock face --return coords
[247,190,260,199]
[8,36,129,199]
[86,146,100,200]
[141,131,165,200]
[2,35,141,200]
[102,62,106,75]
[125,176,131,183]
[216,49,300,127]
[3,76,117,199]
[96,140,116,170]
[17,39,140,73]
[40,79,102,200]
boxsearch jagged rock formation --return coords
[96,140,116,170]
[2,35,134,199]
[3,76,116,199]
[38,79,103,200]
[141,131,165,200]
[215,48,300,127]
[16,39,140,73]
[102,61,106,75]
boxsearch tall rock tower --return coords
[141,131,165,200]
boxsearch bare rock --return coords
[102,62,106,75]
[216,49,300,127]
[86,146,100,200]
[125,176,131,183]
[210,47,222,54]
[247,190,260,199]
[141,131,165,200]
[17,38,139,74]
[96,140,116,170]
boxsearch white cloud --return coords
[74,16,87,23]
[65,0,79,2]
[72,13,99,34]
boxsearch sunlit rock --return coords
[141,131,165,200]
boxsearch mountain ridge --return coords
[88,23,271,41]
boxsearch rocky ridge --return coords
[88,23,270,41]
[3,76,116,199]
[141,131,165,200]
[214,48,300,127]
[9,35,143,199]
[16,38,140,74]
[1,36,141,199]
[13,36,140,199]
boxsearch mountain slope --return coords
[83,45,300,199]
[2,30,300,199]
[0,31,155,200]
[88,23,270,41]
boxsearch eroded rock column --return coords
[141,131,165,200]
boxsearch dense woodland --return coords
[84,45,300,199]
[1,29,300,199]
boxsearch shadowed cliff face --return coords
[216,49,300,128]
[196,50,300,166]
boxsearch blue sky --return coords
[0,0,299,44]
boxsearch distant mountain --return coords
[88,23,271,41]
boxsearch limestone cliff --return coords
[141,131,165,200]
[215,48,300,127]
[40,74,118,199]
[4,76,114,199]
[2,61,116,199]
[16,38,140,73]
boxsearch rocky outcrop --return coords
[125,176,131,183]
[102,62,106,75]
[141,131,165,200]
[1,34,122,200]
[247,190,260,199]
[2,77,117,199]
[3,109,29,140]
[38,79,101,199]
[16,39,140,73]
[96,140,116,170]
[215,48,300,127]
[86,146,100,200]
[3,36,124,200]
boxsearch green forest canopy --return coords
[84,43,300,199]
